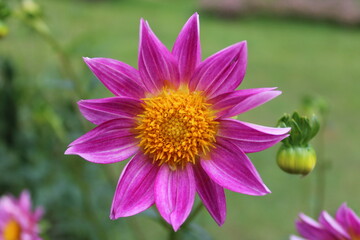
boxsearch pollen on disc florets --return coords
[135,88,218,169]
[3,219,21,240]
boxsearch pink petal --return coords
[319,211,350,239]
[189,41,247,98]
[78,97,143,125]
[34,207,44,221]
[172,13,201,83]
[110,153,158,219]
[193,164,226,226]
[200,137,270,196]
[84,57,145,98]
[296,213,338,240]
[65,118,139,164]
[19,190,31,211]
[290,235,306,240]
[217,119,290,153]
[336,203,360,237]
[155,164,196,231]
[210,88,281,118]
[138,19,180,93]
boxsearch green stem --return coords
[127,217,147,240]
[313,115,328,216]
[168,230,177,240]
[37,30,84,96]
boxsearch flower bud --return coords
[276,112,319,176]
[0,21,8,38]
[277,145,316,176]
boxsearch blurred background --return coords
[1,0,360,239]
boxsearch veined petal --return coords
[210,88,281,118]
[336,203,360,237]
[110,153,158,219]
[200,137,270,196]
[217,119,290,153]
[319,211,350,239]
[65,119,139,164]
[78,97,143,125]
[193,164,226,226]
[139,19,180,93]
[155,164,195,231]
[189,41,247,98]
[172,13,201,83]
[83,57,145,98]
[296,213,337,240]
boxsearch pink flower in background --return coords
[65,13,289,231]
[291,203,360,240]
[0,191,43,240]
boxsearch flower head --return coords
[0,190,43,240]
[292,203,360,240]
[65,13,290,231]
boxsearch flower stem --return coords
[128,217,147,240]
[313,114,329,216]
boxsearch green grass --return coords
[2,0,360,239]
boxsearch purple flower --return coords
[292,203,360,240]
[0,190,43,240]
[65,13,290,231]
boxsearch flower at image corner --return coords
[291,203,360,240]
[65,13,290,231]
[0,190,43,240]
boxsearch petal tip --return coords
[83,57,92,65]
[170,217,182,232]
[109,209,117,220]
[64,147,74,155]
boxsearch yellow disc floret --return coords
[3,219,21,240]
[135,88,218,169]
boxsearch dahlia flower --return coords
[65,13,289,231]
[291,203,360,240]
[0,191,43,240]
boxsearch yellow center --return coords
[349,230,360,240]
[3,219,21,240]
[135,88,218,169]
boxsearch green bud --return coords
[277,145,316,176]
[276,112,320,176]
[0,21,8,38]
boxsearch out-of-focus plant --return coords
[0,190,45,239]
[0,1,113,239]
[0,1,10,38]
[277,112,320,176]
[11,0,84,97]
